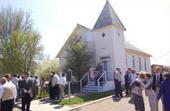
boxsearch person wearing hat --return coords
[157,72,170,111]
[144,72,157,111]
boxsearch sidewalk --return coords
[14,93,84,111]
[14,98,71,111]
[14,93,163,111]
[71,95,163,111]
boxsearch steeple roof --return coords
[93,0,126,30]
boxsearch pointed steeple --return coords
[93,0,126,30]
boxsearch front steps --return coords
[82,80,115,93]
[82,81,104,93]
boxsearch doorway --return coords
[100,56,112,80]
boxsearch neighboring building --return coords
[57,1,151,92]
[151,64,170,73]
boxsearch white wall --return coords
[126,52,151,73]
[94,25,126,80]
[58,26,95,70]
[94,26,115,80]
[112,27,126,77]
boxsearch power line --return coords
[151,50,170,60]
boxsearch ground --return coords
[14,93,163,111]
[71,95,163,111]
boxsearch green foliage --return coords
[0,7,42,74]
[1,31,42,74]
[56,90,114,105]
[64,37,91,81]
[35,59,60,79]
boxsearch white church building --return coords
[57,1,151,92]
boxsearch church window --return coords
[118,32,120,36]
[139,57,141,71]
[132,56,135,69]
[144,58,147,71]
[102,33,106,37]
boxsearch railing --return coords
[97,71,107,91]
[80,72,89,92]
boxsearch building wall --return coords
[94,26,115,80]
[126,52,151,73]
[58,27,96,70]
[94,25,126,80]
[112,26,126,75]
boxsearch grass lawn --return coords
[56,90,114,106]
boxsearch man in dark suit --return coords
[20,72,33,111]
[152,66,164,111]
[124,71,130,95]
[152,66,163,95]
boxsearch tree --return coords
[0,7,42,74]
[64,37,91,81]
[35,59,60,79]
[0,7,32,44]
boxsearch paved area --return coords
[14,94,163,111]
[14,98,71,111]
[71,95,163,111]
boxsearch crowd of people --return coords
[0,71,67,111]
[89,63,170,111]
[114,67,170,111]
[0,65,170,111]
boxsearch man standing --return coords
[51,71,59,100]
[20,72,33,111]
[0,77,7,110]
[0,75,17,111]
[58,73,67,99]
[129,68,137,86]
[114,68,123,98]
[124,71,130,95]
[11,74,19,101]
[152,66,163,94]
[49,73,53,99]
[11,74,19,88]
[31,76,37,99]
[152,66,163,111]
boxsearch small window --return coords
[102,33,106,37]
[132,56,135,69]
[118,32,120,36]
[139,57,141,71]
[144,58,147,71]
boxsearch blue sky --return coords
[0,0,170,65]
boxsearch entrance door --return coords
[100,57,112,80]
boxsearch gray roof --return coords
[125,42,151,56]
[93,0,126,30]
